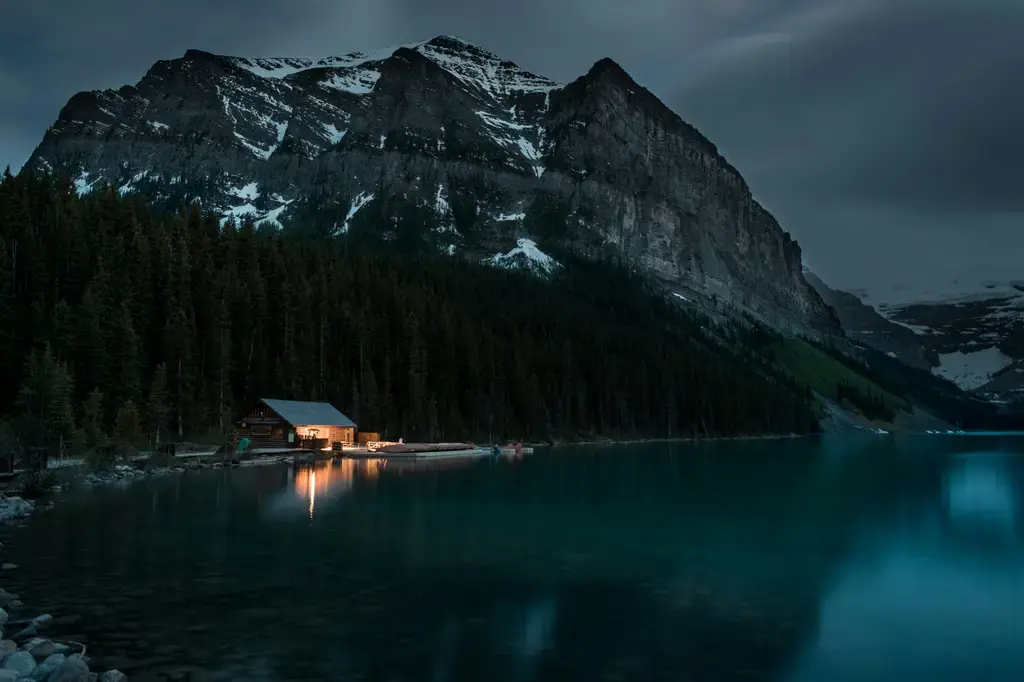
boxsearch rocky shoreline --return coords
[0,453,306,680]
[0,461,206,681]
[0,536,127,681]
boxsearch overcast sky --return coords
[2,0,1021,300]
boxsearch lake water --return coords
[1,436,1022,681]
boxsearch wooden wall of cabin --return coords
[234,403,291,447]
[327,427,355,445]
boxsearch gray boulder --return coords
[30,653,65,680]
[12,625,37,642]
[3,650,37,676]
[45,655,90,682]
[24,638,57,659]
[30,615,53,631]
[97,671,127,682]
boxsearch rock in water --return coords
[0,590,18,608]
[97,671,128,682]
[24,637,57,659]
[46,656,90,682]
[30,615,53,630]
[32,653,66,679]
[12,624,37,642]
[0,640,15,656]
[2,650,36,676]
[0,670,18,681]
[0,607,6,626]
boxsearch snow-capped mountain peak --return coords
[220,35,559,103]
[27,34,839,339]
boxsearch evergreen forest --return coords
[0,170,822,463]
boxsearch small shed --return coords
[235,398,357,450]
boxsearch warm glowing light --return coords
[293,458,387,518]
[309,471,316,518]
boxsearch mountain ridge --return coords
[25,34,839,337]
[806,272,1023,401]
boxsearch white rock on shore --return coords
[0,498,33,524]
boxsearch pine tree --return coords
[14,344,75,467]
[81,387,108,449]
[114,400,143,452]
[147,364,169,445]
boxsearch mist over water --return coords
[1,436,1022,681]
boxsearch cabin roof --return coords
[259,398,357,428]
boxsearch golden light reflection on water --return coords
[293,458,386,518]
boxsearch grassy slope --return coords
[772,338,912,422]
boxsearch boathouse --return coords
[234,398,357,450]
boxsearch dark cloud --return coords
[665,0,1024,293]
[2,0,1021,298]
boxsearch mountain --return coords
[807,273,1024,402]
[24,35,839,338]
[803,271,934,370]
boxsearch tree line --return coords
[0,169,822,464]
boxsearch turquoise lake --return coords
[1,435,1022,681]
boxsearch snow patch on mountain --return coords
[320,123,346,145]
[225,36,558,105]
[228,182,260,201]
[493,212,525,222]
[474,109,546,173]
[220,203,258,226]
[74,171,98,196]
[417,37,559,101]
[484,238,559,276]
[336,192,374,235]
[255,198,294,228]
[230,57,316,79]
[218,191,292,228]
[932,347,1014,391]
[118,170,156,196]
[890,320,933,336]
[321,68,381,95]
[853,271,1024,310]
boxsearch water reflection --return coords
[0,437,1021,681]
[270,454,490,519]
[944,452,1018,541]
[271,458,385,519]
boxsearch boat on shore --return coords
[353,442,480,458]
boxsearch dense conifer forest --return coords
[0,170,822,460]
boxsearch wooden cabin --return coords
[234,398,357,451]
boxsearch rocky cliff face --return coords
[26,35,839,336]
[804,271,934,371]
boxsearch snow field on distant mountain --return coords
[932,347,1014,391]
